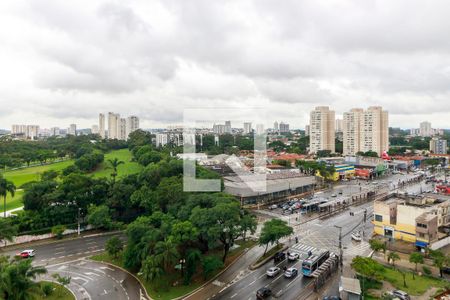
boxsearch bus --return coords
[301,250,330,277]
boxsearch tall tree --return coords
[0,174,16,218]
[259,219,293,255]
[0,257,47,300]
[409,252,424,279]
[155,238,179,272]
[0,218,17,244]
[140,256,164,282]
[388,251,400,268]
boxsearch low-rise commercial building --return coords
[373,193,449,249]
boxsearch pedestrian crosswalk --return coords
[343,241,371,258]
[290,243,317,255]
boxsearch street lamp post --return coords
[77,207,81,236]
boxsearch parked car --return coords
[322,296,341,300]
[256,287,272,299]
[269,204,278,210]
[17,249,35,258]
[392,290,410,300]
[273,252,286,262]
[266,267,280,277]
[331,193,337,197]
[288,252,300,261]
[284,267,298,278]
[282,209,293,215]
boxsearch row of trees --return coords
[296,160,336,179]
[0,134,127,170]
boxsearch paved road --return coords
[210,173,433,300]
[1,233,145,300]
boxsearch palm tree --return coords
[140,256,164,282]
[388,251,400,268]
[0,218,18,245]
[107,158,124,183]
[409,252,424,279]
[155,238,179,271]
[0,257,47,299]
[0,175,16,218]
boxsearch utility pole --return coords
[335,225,343,269]
[77,207,81,236]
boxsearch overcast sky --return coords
[1,0,450,130]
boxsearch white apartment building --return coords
[26,125,40,140]
[126,116,139,138]
[343,107,389,156]
[213,124,226,134]
[108,112,120,139]
[155,133,169,147]
[224,121,232,134]
[11,125,27,135]
[273,121,279,132]
[243,122,252,134]
[430,138,448,154]
[119,118,127,140]
[309,106,335,154]
[256,124,265,135]
[99,113,106,139]
[68,124,77,136]
[343,108,363,156]
[420,121,432,137]
[279,122,290,133]
[50,127,60,136]
[305,125,310,136]
[91,125,99,135]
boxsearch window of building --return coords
[417,223,427,229]
[374,214,383,222]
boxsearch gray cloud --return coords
[0,0,450,129]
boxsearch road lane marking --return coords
[230,293,237,298]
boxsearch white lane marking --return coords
[73,276,89,285]
[230,293,237,298]
[249,280,256,285]
[99,266,115,271]
[55,252,65,255]
[85,272,102,277]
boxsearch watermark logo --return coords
[183,108,267,192]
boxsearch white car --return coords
[266,267,280,277]
[288,252,300,261]
[17,249,35,258]
[284,267,298,278]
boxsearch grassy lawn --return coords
[35,281,74,300]
[1,160,74,187]
[91,149,142,179]
[1,189,24,213]
[0,149,140,188]
[91,240,256,300]
[382,265,449,295]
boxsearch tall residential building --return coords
[50,127,60,136]
[119,118,127,140]
[305,125,310,136]
[213,124,226,134]
[91,125,99,135]
[360,106,389,155]
[26,125,39,140]
[343,108,364,156]
[155,133,168,147]
[335,119,343,133]
[11,125,27,135]
[273,121,279,132]
[99,113,106,139]
[344,107,389,156]
[224,121,232,134]
[309,106,335,154]
[126,116,139,138]
[108,112,120,139]
[279,122,290,133]
[243,122,252,134]
[420,121,432,137]
[68,124,77,136]
[430,138,448,154]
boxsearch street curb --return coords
[0,230,123,252]
[86,258,152,300]
[178,244,256,300]
[249,245,288,270]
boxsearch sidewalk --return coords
[0,206,24,218]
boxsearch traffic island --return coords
[250,244,287,270]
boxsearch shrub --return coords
[51,225,66,240]
[41,282,53,296]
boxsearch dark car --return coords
[273,252,286,262]
[256,287,272,299]
[322,297,341,300]
[443,266,450,274]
